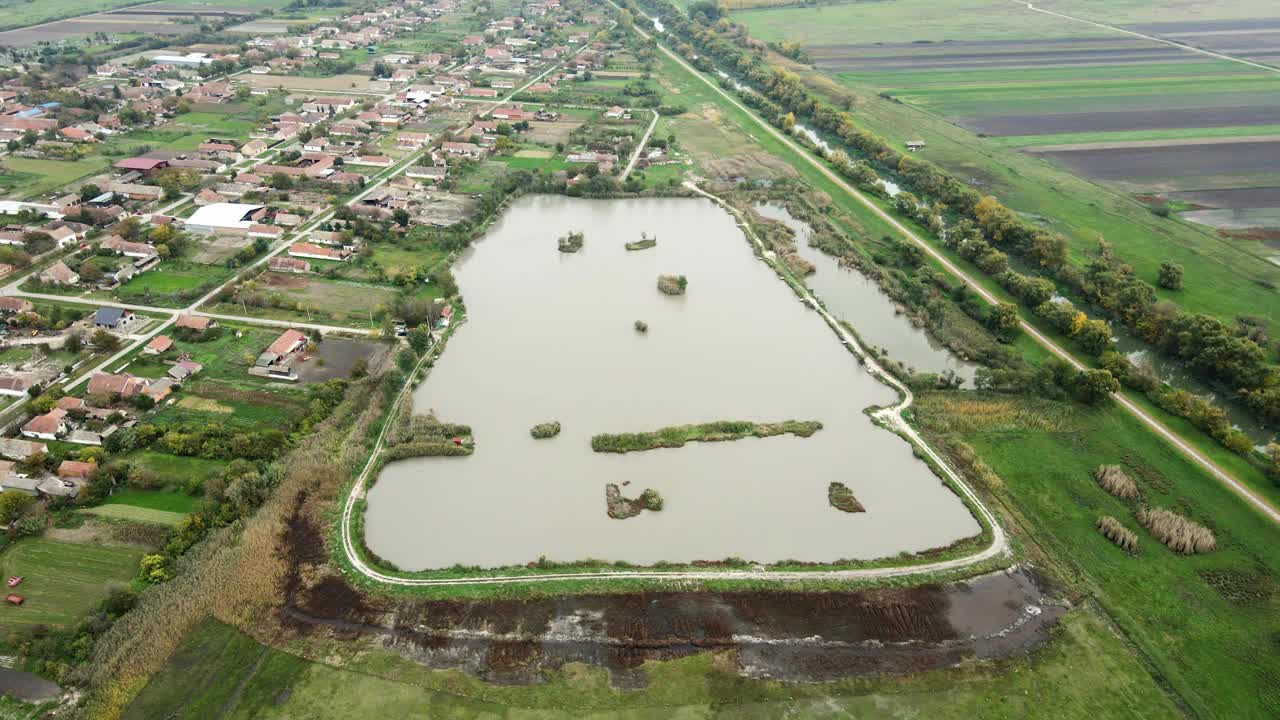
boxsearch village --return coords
[0,0,684,670]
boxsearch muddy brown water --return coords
[754,202,977,383]
[284,565,1064,687]
[364,196,980,570]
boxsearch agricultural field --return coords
[0,539,144,631]
[733,1,1280,328]
[0,0,266,47]
[202,272,410,328]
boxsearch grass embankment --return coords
[124,611,1180,719]
[914,391,1280,719]
[591,420,822,453]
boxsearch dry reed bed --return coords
[1137,507,1217,554]
[1094,465,1139,499]
[1096,515,1139,553]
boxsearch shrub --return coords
[1094,465,1139,499]
[1137,507,1216,554]
[530,421,561,439]
[634,320,648,333]
[828,482,865,513]
[1096,516,1138,553]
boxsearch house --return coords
[113,157,169,175]
[905,140,927,152]
[0,438,46,461]
[101,236,158,259]
[463,87,498,98]
[269,256,311,273]
[250,329,306,380]
[94,307,135,329]
[168,360,203,381]
[144,335,174,354]
[40,261,79,286]
[0,377,33,397]
[0,470,40,496]
[604,105,625,119]
[0,297,33,314]
[395,131,431,149]
[22,408,67,440]
[406,165,446,182]
[175,314,214,332]
[55,397,84,411]
[442,141,485,158]
[87,372,149,398]
[289,242,351,261]
[142,378,176,402]
[57,460,96,479]
[248,224,284,240]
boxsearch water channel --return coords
[754,202,978,383]
[364,196,981,570]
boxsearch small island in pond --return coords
[626,232,657,251]
[606,484,664,519]
[592,420,822,453]
[634,320,648,333]
[558,231,584,253]
[530,421,561,439]
[657,274,688,295]
[828,482,865,513]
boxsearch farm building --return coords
[94,308,136,329]
[251,329,307,381]
[185,203,269,235]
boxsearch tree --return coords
[987,302,1020,340]
[78,183,101,201]
[1075,369,1119,405]
[78,260,104,282]
[91,329,121,353]
[407,326,431,355]
[1158,261,1184,291]
[1074,317,1113,356]
[0,491,33,523]
[1266,442,1280,480]
[64,331,82,354]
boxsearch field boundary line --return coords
[1016,2,1280,74]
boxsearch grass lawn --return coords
[0,156,112,199]
[81,504,187,527]
[126,608,1178,719]
[207,274,407,328]
[101,488,199,514]
[915,391,1280,719]
[114,262,232,307]
[0,538,143,630]
[118,451,227,487]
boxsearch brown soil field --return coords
[1168,186,1280,209]
[275,493,1064,687]
[239,74,383,94]
[1031,140,1280,182]
[963,105,1280,136]
[811,44,1190,72]
[1126,19,1280,34]
[0,2,253,47]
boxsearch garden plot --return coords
[191,235,256,264]
[239,74,384,94]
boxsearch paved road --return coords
[620,6,1280,525]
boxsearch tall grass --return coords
[1096,515,1139,553]
[1094,465,1139,499]
[1136,507,1217,554]
[591,419,822,453]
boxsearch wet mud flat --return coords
[283,567,1065,688]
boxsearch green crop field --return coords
[118,452,228,487]
[0,156,112,199]
[0,539,143,630]
[915,392,1280,719]
[114,262,231,306]
[126,610,1178,719]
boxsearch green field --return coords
[81,503,187,526]
[126,610,1179,719]
[0,156,112,199]
[915,391,1280,719]
[114,262,231,306]
[0,538,144,630]
[119,452,228,487]
[989,124,1280,148]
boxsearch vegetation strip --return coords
[590,420,822,453]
